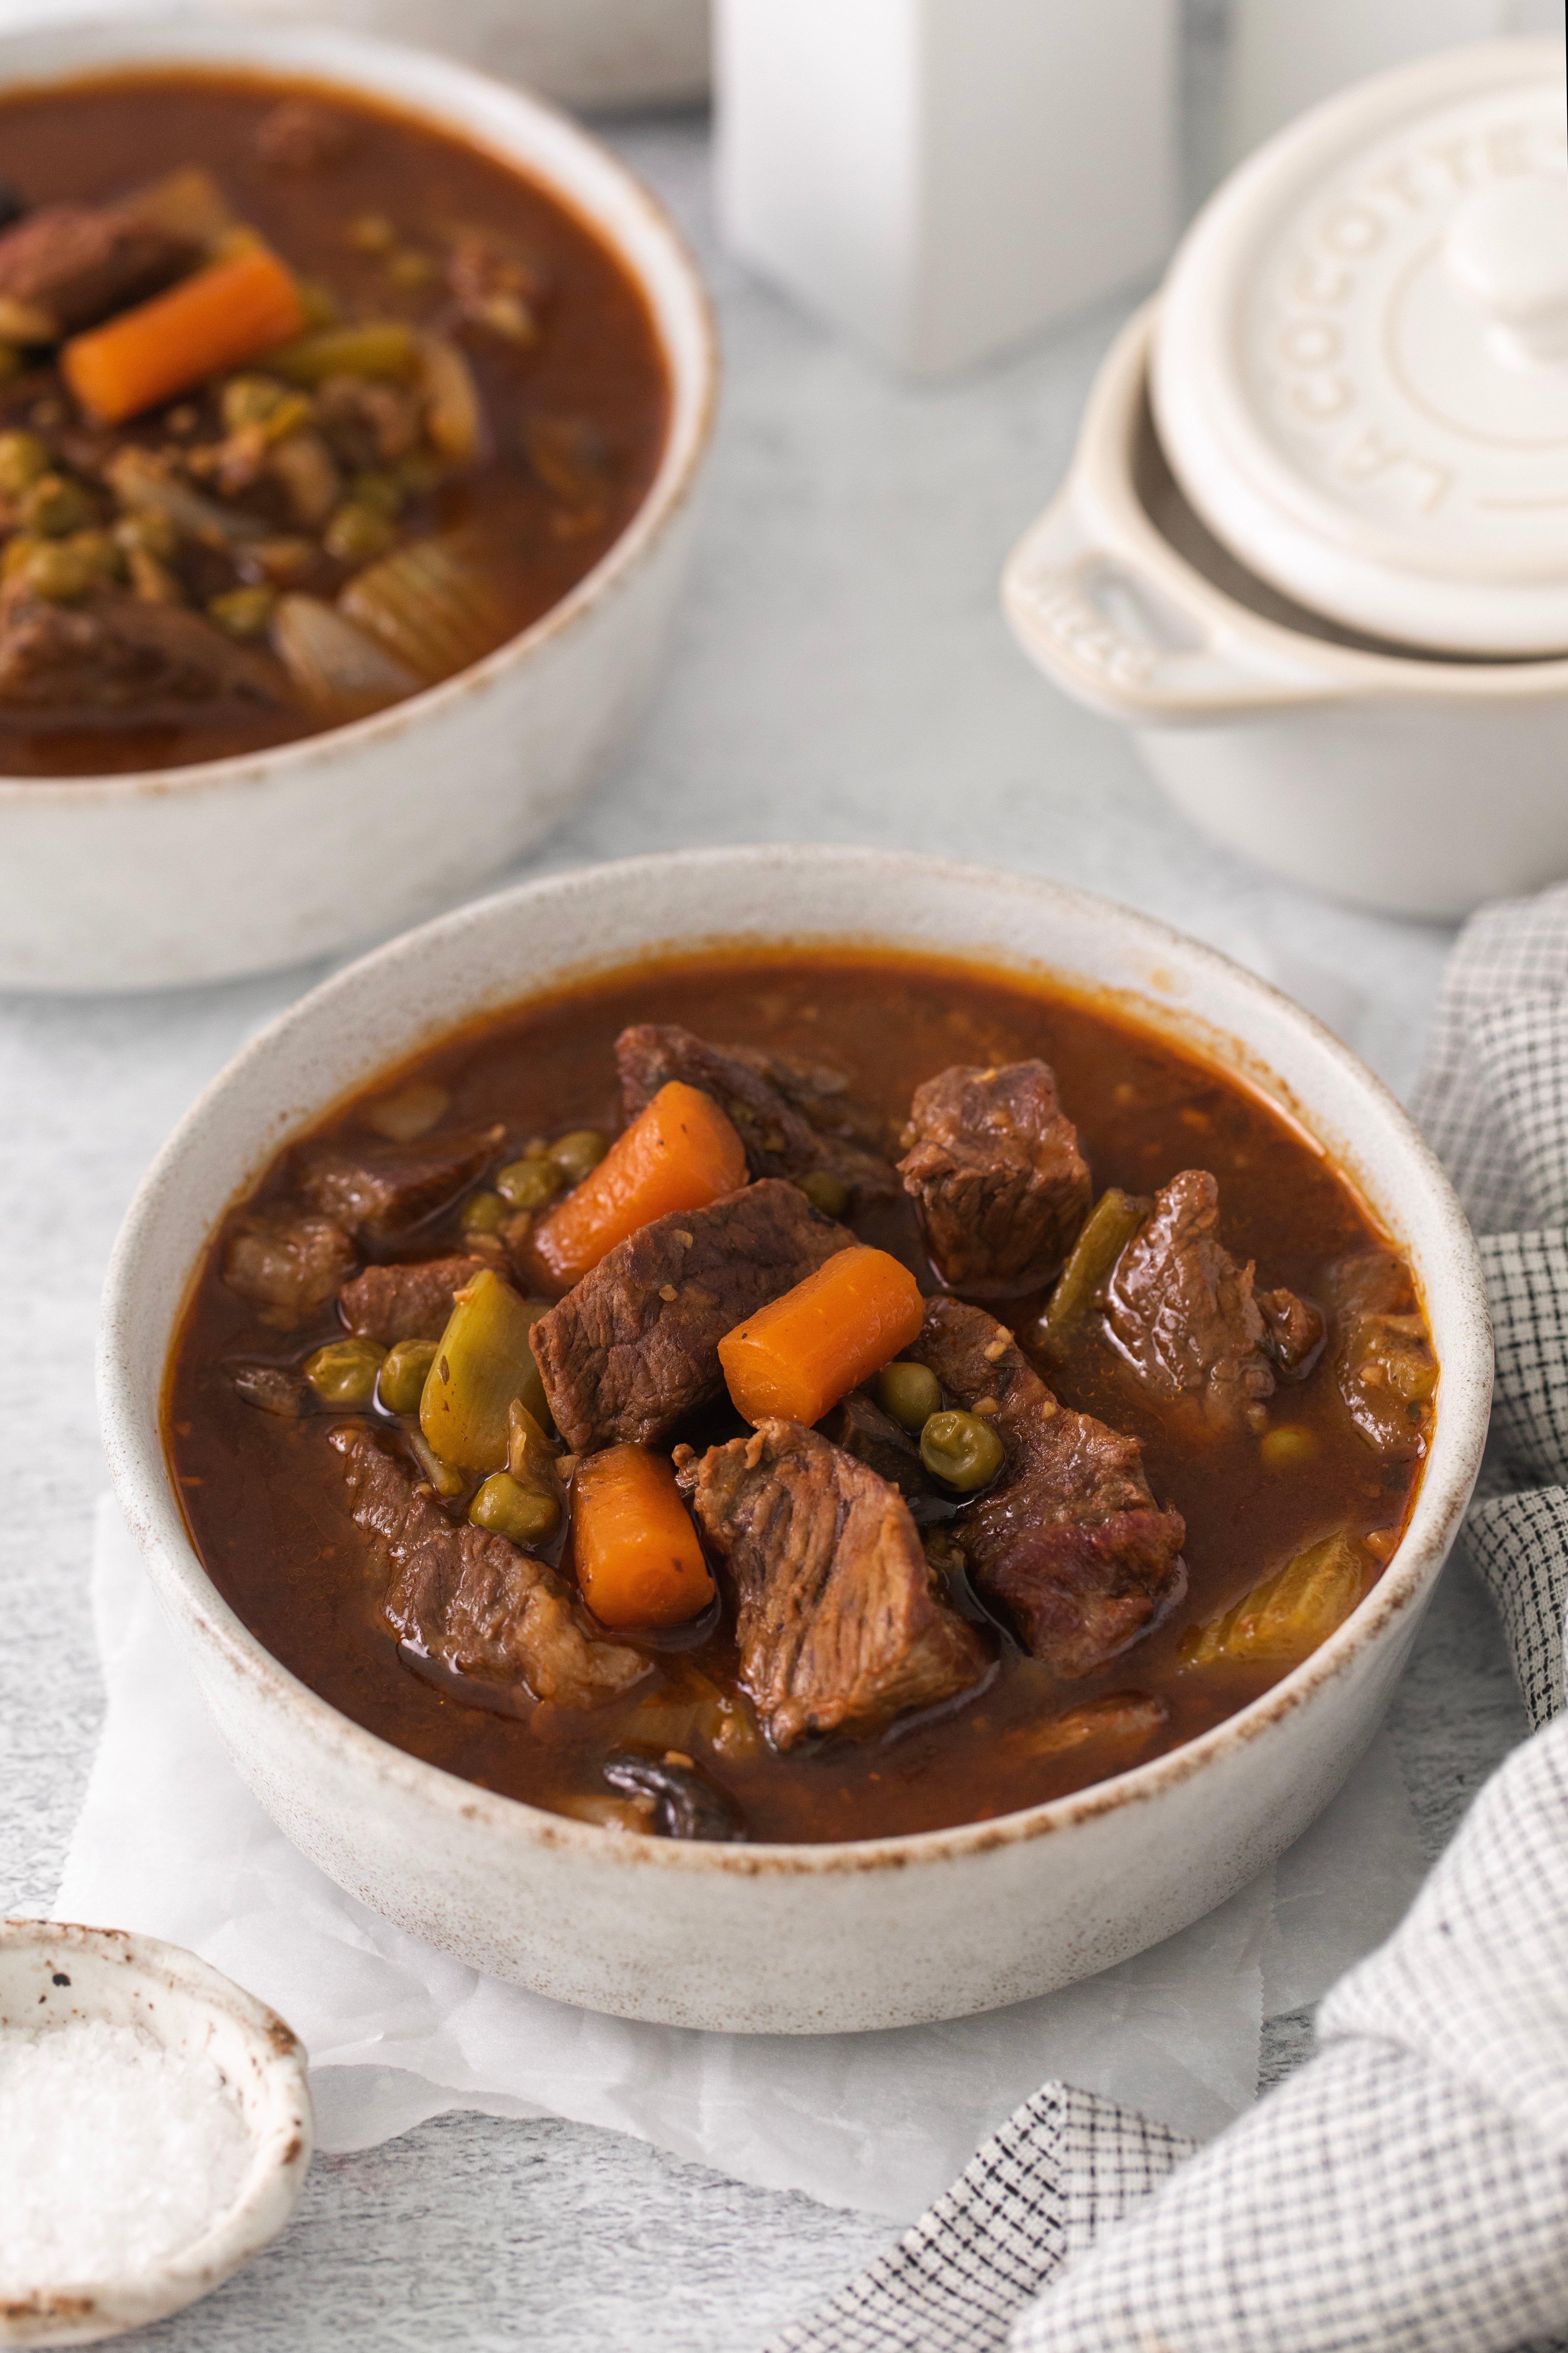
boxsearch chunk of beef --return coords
[222,1207,355,1331]
[897,1060,1091,1290]
[314,374,425,470]
[448,232,545,344]
[1104,1170,1318,1435]
[296,1125,502,1247]
[0,202,195,338]
[0,583,291,712]
[338,1254,487,1344]
[616,1023,895,1208]
[909,1298,1186,1678]
[533,1178,854,1453]
[229,1362,309,1418]
[677,1420,988,1748]
[1324,1250,1436,1460]
[1258,1284,1326,1375]
[823,1389,944,1519]
[254,100,357,172]
[330,1425,644,1707]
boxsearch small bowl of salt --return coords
[0,1921,312,2345]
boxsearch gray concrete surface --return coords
[0,87,1527,2353]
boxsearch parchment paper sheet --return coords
[53,1499,1430,2220]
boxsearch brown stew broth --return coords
[166,952,1427,1842]
[0,71,669,774]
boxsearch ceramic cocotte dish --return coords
[1004,39,1568,921]
[97,847,1491,2034]
[0,13,716,994]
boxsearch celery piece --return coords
[506,1399,557,1486]
[1044,1186,1150,1334]
[1181,1532,1367,1672]
[420,1268,548,1472]
[407,1429,466,1499]
[270,322,419,386]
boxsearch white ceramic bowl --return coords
[0,14,716,994]
[1002,303,1568,921]
[97,847,1492,2035]
[0,1919,312,2346]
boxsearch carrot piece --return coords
[533,1081,748,1288]
[62,247,308,425]
[718,1246,924,1427]
[573,1444,715,1630]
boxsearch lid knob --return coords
[1445,174,1568,373]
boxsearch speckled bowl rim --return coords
[97,845,1493,1882]
[0,1919,312,2346]
[0,10,719,809]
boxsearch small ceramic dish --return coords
[96,846,1492,2036]
[1002,300,1568,920]
[0,11,717,994]
[1003,39,1568,920]
[0,1920,312,2348]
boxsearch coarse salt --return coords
[0,2017,252,2292]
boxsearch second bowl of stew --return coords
[100,846,1491,2033]
[0,14,714,990]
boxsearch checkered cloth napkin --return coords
[771,884,1568,2353]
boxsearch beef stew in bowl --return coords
[0,20,714,992]
[0,69,668,776]
[102,848,1488,2030]
[167,948,1435,1846]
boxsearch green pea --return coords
[460,1189,508,1236]
[20,473,93,538]
[394,450,445,499]
[63,530,122,582]
[920,1409,1006,1493]
[208,584,278,640]
[221,373,289,432]
[0,430,50,497]
[350,469,405,518]
[877,1361,942,1434]
[496,1156,564,1212]
[304,1336,387,1407]
[385,247,436,290]
[379,1336,439,1416]
[114,507,179,561]
[323,500,396,565]
[798,1169,849,1219]
[549,1129,609,1186]
[14,538,98,603]
[469,1470,560,1547]
[1259,1425,1319,1471]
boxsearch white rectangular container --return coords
[714,0,1180,379]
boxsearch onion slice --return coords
[271,592,420,709]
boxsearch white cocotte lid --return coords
[1152,39,1568,657]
